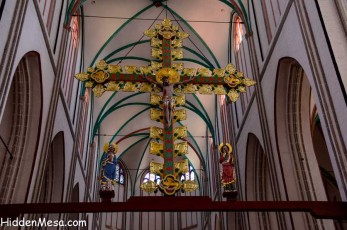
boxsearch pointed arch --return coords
[245,133,276,229]
[0,51,43,204]
[275,57,335,229]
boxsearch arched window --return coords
[115,163,125,185]
[234,16,243,53]
[180,164,195,181]
[143,172,161,184]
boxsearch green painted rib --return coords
[94,102,150,140]
[184,103,214,140]
[90,3,154,66]
[178,121,207,175]
[165,6,221,68]
[104,40,150,61]
[118,135,150,159]
[64,0,76,24]
[92,91,118,139]
[184,157,202,194]
[183,46,214,68]
[180,58,212,69]
[109,106,152,143]
[185,99,215,141]
[93,92,143,138]
[130,138,151,195]
[236,0,251,30]
[219,0,251,31]
[191,94,215,142]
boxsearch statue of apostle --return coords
[219,143,236,191]
[99,143,118,191]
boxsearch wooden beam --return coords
[1,196,346,219]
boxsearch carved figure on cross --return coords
[144,74,196,126]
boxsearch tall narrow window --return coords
[234,16,243,53]
[61,15,80,107]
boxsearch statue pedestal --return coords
[99,190,115,202]
[222,190,238,201]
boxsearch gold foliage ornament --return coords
[92,84,106,97]
[150,161,163,176]
[174,94,185,106]
[150,126,164,140]
[182,180,198,193]
[140,180,158,194]
[150,94,162,106]
[227,89,240,102]
[173,126,187,140]
[150,108,164,123]
[174,159,189,176]
[174,142,188,157]
[173,109,186,123]
[149,141,164,157]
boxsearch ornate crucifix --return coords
[75,18,255,196]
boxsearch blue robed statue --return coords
[99,142,118,191]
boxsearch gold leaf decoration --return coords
[91,70,109,83]
[150,94,162,106]
[150,108,164,123]
[197,68,211,77]
[182,84,197,94]
[150,161,163,176]
[106,81,121,91]
[213,68,226,77]
[144,29,157,38]
[173,126,188,140]
[151,37,162,47]
[92,84,105,97]
[172,63,183,71]
[174,94,185,106]
[95,60,108,70]
[139,82,153,92]
[151,61,162,71]
[174,142,188,156]
[122,82,138,92]
[124,66,138,74]
[225,63,237,74]
[108,64,122,73]
[150,126,164,140]
[171,49,183,60]
[140,180,158,193]
[173,109,186,122]
[213,85,227,95]
[182,68,196,77]
[227,89,240,102]
[243,78,256,87]
[149,142,164,156]
[198,84,212,94]
[238,86,246,93]
[174,159,189,175]
[140,66,153,75]
[171,39,183,48]
[182,180,198,192]
[85,81,94,88]
[75,72,89,81]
